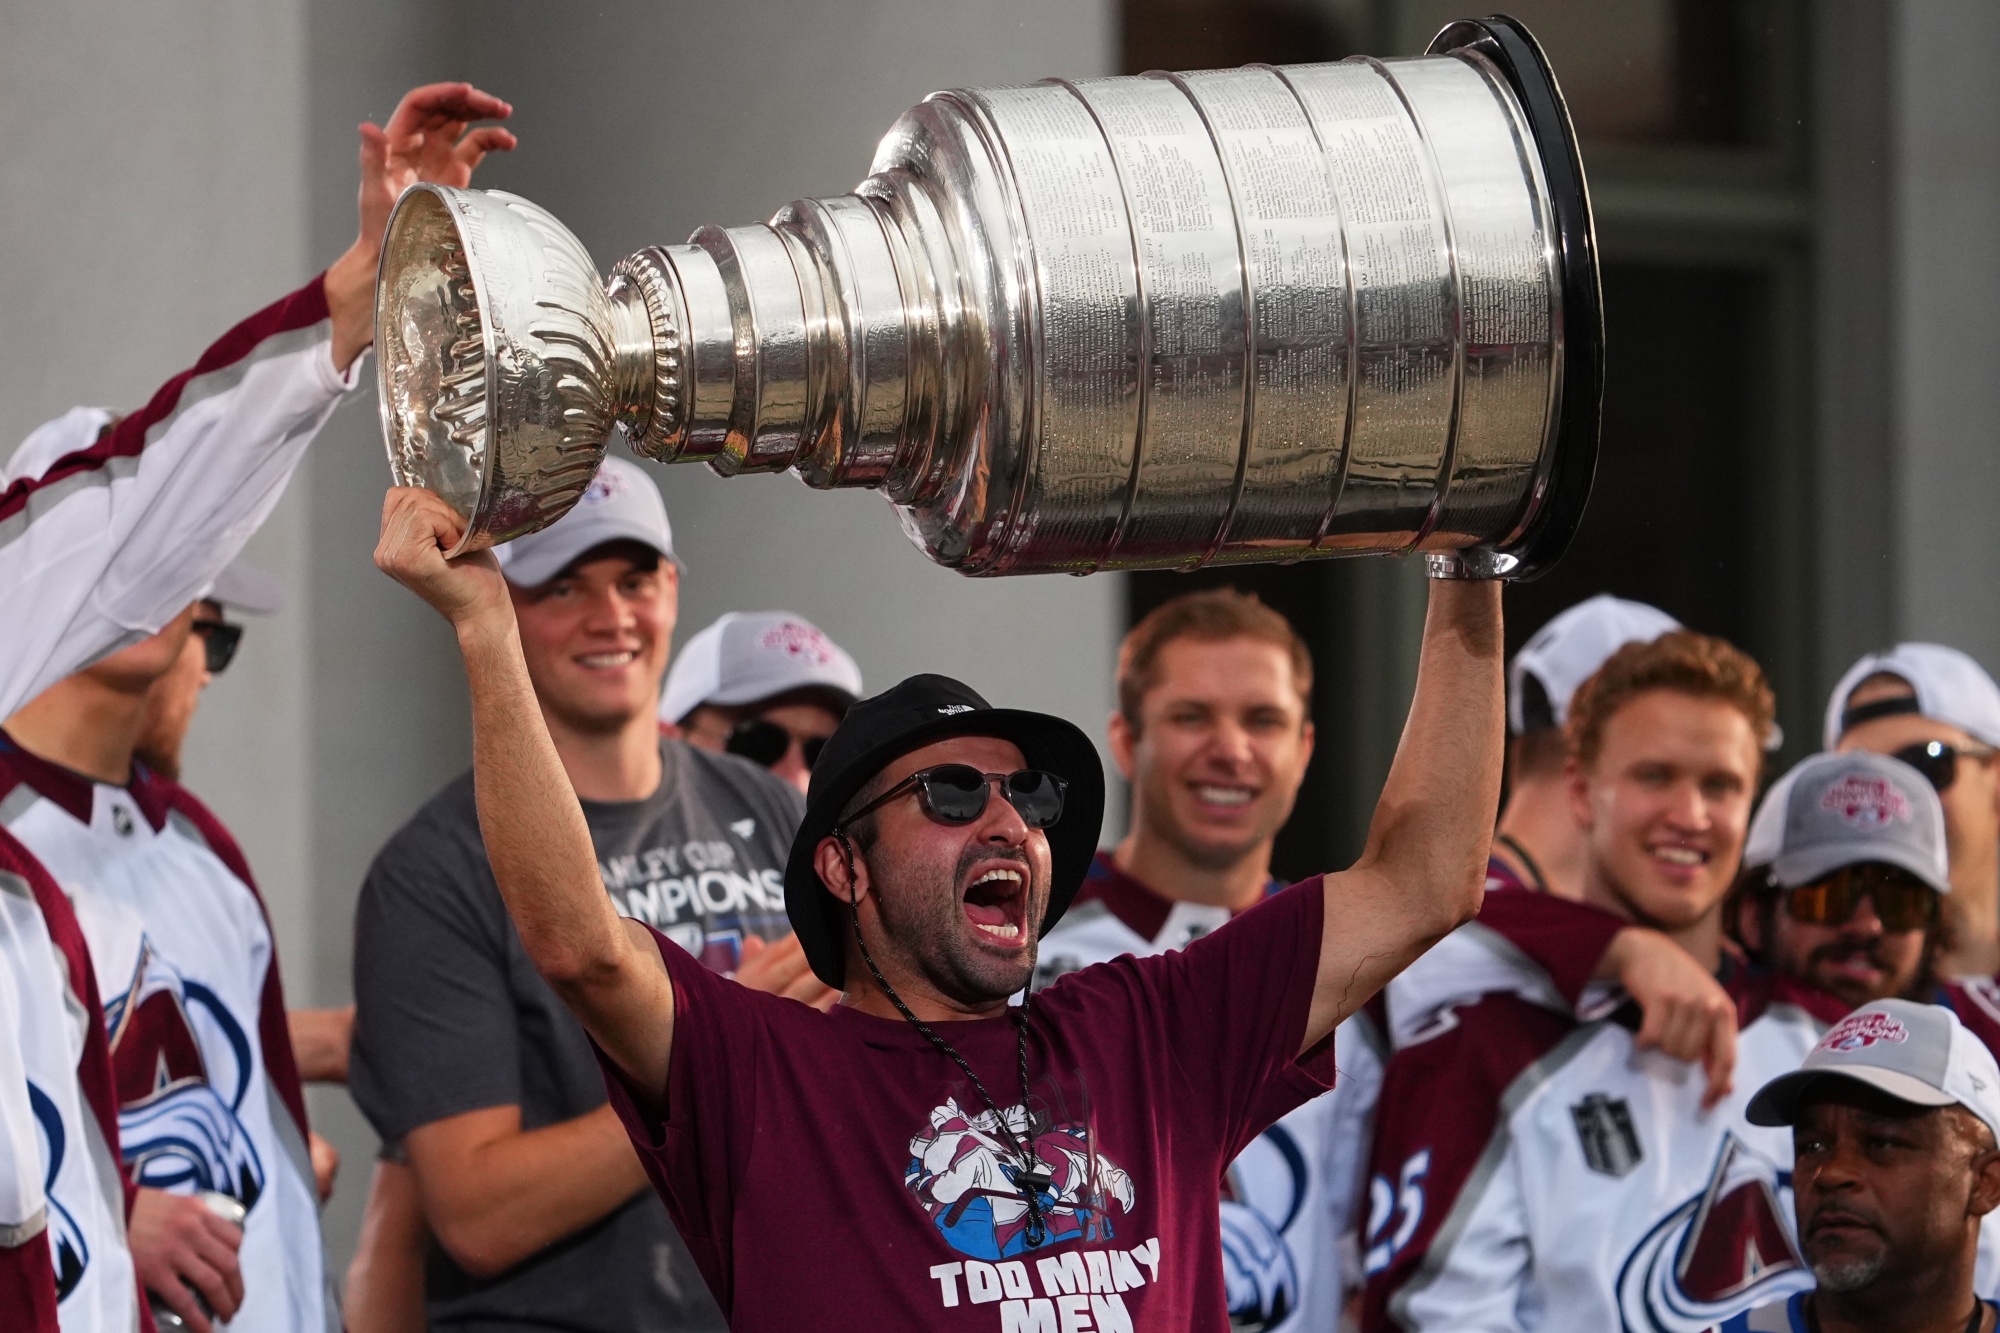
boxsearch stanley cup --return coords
[376,16,1600,578]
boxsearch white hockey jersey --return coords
[1034,853,1384,1333]
[0,273,356,1333]
[1032,857,1637,1333]
[1362,960,2000,1332]
[0,828,133,1333]
[0,743,329,1333]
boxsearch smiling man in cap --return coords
[351,457,814,1333]
[663,610,863,795]
[1829,645,2000,980]
[1713,1000,2000,1332]
[374,480,1505,1331]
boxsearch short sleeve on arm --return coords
[349,827,523,1141]
[1125,878,1334,1157]
[595,928,774,1315]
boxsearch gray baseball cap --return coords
[1741,750,1949,893]
[1748,999,2000,1143]
[494,456,678,588]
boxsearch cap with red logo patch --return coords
[1741,749,1948,893]
[1747,998,2000,1143]
[493,456,679,588]
[660,611,863,725]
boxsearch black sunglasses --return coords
[1893,739,1998,794]
[191,619,243,674]
[725,717,829,772]
[839,764,1067,831]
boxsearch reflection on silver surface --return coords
[378,30,1591,574]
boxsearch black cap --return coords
[782,674,1106,989]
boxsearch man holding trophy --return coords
[362,15,1601,1328]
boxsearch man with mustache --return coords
[374,475,1507,1332]
[1715,999,2000,1332]
[1368,733,2000,1331]
[1826,644,2000,980]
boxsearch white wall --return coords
[4,0,1117,1281]
[1891,0,2000,659]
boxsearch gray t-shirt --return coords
[350,738,804,1332]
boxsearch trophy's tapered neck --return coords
[606,249,684,457]
[602,190,950,494]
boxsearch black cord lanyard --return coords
[846,892,1052,1246]
[1495,833,1548,893]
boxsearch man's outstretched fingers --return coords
[453,124,520,173]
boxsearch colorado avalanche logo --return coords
[905,1096,1134,1260]
[27,1084,87,1299]
[1818,1011,1909,1053]
[103,941,264,1207]
[1819,776,1912,828]
[1616,1133,1808,1331]
[1220,1125,1306,1330]
[757,621,833,665]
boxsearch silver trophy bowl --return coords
[378,16,1600,575]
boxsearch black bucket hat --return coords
[782,674,1106,989]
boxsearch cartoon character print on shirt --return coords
[906,1092,1135,1262]
[1220,1124,1307,1330]
[27,1083,87,1298]
[101,935,264,1208]
[1617,1132,1808,1331]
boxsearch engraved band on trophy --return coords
[375,15,1601,579]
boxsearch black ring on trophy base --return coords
[1431,14,1604,583]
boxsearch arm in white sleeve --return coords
[0,274,360,717]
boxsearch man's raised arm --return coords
[373,487,676,1093]
[1304,577,1505,1050]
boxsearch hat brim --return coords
[1771,843,1951,895]
[783,708,1106,990]
[499,523,682,587]
[1747,1067,1960,1127]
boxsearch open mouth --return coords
[575,649,638,670]
[1191,783,1256,810]
[962,864,1028,946]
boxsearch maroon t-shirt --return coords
[599,876,1337,1331]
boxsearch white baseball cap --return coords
[1508,594,1680,734]
[1748,998,2000,1144]
[1824,643,2000,751]
[659,611,864,725]
[204,561,284,616]
[1741,750,1950,892]
[493,456,677,588]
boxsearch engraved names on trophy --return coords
[1067,74,1244,569]
[972,85,1139,573]
[1172,66,1351,561]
